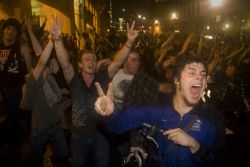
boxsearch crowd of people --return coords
[0,14,249,167]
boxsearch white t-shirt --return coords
[112,69,134,105]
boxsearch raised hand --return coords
[50,15,63,40]
[94,82,114,116]
[127,21,139,44]
[25,14,33,31]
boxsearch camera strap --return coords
[164,114,199,155]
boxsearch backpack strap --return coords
[164,114,199,155]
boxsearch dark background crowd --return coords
[0,14,249,167]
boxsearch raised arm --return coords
[160,32,175,54]
[178,33,194,56]
[20,44,32,72]
[237,45,250,64]
[197,31,204,55]
[225,43,245,64]
[32,40,54,80]
[51,15,75,83]
[25,16,43,56]
[107,21,139,78]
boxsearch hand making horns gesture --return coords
[94,82,114,116]
[50,15,63,40]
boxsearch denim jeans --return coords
[71,133,110,167]
[31,124,68,164]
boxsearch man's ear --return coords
[174,78,179,85]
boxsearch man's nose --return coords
[195,74,202,80]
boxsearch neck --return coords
[123,67,132,75]
[3,38,16,46]
[82,72,94,87]
[173,94,194,117]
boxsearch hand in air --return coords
[94,82,114,116]
[50,15,63,40]
[25,14,33,30]
[127,21,139,44]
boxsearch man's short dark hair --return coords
[173,55,208,80]
[2,18,21,34]
[79,49,96,62]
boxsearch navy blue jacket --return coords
[106,100,226,167]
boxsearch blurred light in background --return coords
[204,35,213,40]
[210,0,223,7]
[170,12,178,20]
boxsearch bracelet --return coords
[125,43,132,48]
[53,35,62,41]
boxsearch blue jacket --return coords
[106,100,226,167]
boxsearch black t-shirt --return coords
[0,42,27,88]
[69,68,111,135]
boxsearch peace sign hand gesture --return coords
[95,82,114,116]
[127,21,139,44]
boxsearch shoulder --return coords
[69,72,81,87]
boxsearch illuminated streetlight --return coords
[210,0,223,7]
[142,16,146,20]
[171,12,178,20]
[206,26,210,30]
[138,15,141,19]
[122,8,126,12]
[154,20,159,24]
[225,23,230,29]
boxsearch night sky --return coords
[112,0,177,21]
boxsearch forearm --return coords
[27,28,43,56]
[238,48,249,64]
[33,40,54,80]
[108,40,134,77]
[21,45,33,72]
[179,36,192,55]
[160,35,174,51]
[226,47,244,62]
[38,40,54,65]
[54,38,75,83]
[54,39,71,69]
[113,40,133,64]
[197,37,204,55]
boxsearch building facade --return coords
[0,0,109,35]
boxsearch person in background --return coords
[21,18,69,166]
[52,15,138,167]
[0,18,32,148]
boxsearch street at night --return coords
[0,0,250,166]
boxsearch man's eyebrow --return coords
[188,68,207,74]
[188,67,196,71]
